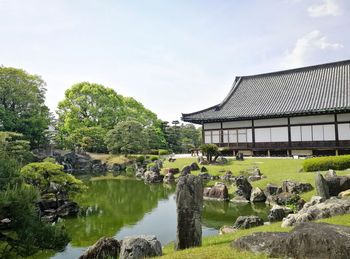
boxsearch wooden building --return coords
[182,60,350,156]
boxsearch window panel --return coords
[271,127,288,142]
[323,124,335,141]
[223,130,229,143]
[301,126,312,141]
[212,130,220,143]
[312,125,323,141]
[229,130,237,143]
[339,123,350,140]
[255,128,271,142]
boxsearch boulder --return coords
[275,192,300,205]
[233,216,264,229]
[198,172,211,180]
[250,187,266,202]
[163,173,175,183]
[268,205,292,222]
[168,158,176,162]
[149,164,160,174]
[200,166,207,172]
[211,175,220,180]
[220,170,235,181]
[190,162,200,171]
[253,168,261,176]
[282,197,350,227]
[175,174,203,250]
[169,168,180,175]
[199,161,209,165]
[119,235,162,259]
[216,156,227,165]
[264,183,282,197]
[325,169,337,178]
[315,172,330,200]
[219,225,237,235]
[248,175,261,182]
[180,166,191,176]
[282,180,313,194]
[203,182,228,201]
[56,202,80,217]
[236,152,244,161]
[231,222,350,259]
[235,176,252,200]
[37,199,58,211]
[144,171,164,184]
[325,176,350,196]
[79,237,121,259]
[339,189,350,198]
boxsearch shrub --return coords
[158,149,168,155]
[150,155,158,161]
[200,144,220,162]
[136,155,145,163]
[302,155,350,172]
[150,149,158,155]
[43,157,56,163]
[147,163,155,170]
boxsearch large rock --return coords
[190,162,200,171]
[233,215,264,229]
[56,202,80,217]
[250,187,266,202]
[149,164,160,174]
[216,156,227,165]
[219,225,237,235]
[248,175,261,182]
[163,173,175,183]
[79,237,120,259]
[315,172,330,200]
[119,235,162,259]
[231,222,350,259]
[200,166,207,172]
[268,205,292,222]
[325,169,337,178]
[144,171,164,184]
[275,192,300,205]
[175,174,203,250]
[264,183,282,197]
[235,176,252,200]
[203,182,228,201]
[325,176,350,196]
[169,168,180,175]
[282,179,313,194]
[282,197,350,227]
[198,172,211,180]
[180,166,191,176]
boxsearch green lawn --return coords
[157,157,350,258]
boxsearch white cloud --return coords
[282,30,343,68]
[308,0,341,17]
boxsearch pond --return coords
[42,178,270,259]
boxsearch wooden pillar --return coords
[334,114,339,147]
[201,122,205,144]
[336,149,339,156]
[220,122,223,145]
[252,119,255,148]
[267,150,271,157]
[287,117,291,147]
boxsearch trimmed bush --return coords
[136,155,145,163]
[158,149,168,155]
[302,155,350,172]
[150,155,158,161]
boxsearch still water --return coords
[46,179,269,259]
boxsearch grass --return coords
[158,214,350,259]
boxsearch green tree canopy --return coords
[57,82,125,132]
[105,120,147,154]
[0,66,51,148]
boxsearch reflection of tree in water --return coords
[60,179,175,247]
[202,200,270,230]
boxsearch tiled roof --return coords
[182,60,350,123]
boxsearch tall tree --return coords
[124,97,158,127]
[105,120,147,154]
[0,66,51,148]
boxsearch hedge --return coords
[302,155,350,172]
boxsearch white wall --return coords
[290,115,334,124]
[255,128,271,142]
[254,118,288,127]
[338,123,350,140]
[271,127,288,142]
[291,124,335,141]
[203,122,221,130]
[223,120,251,128]
[338,113,350,122]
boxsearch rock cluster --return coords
[235,176,252,200]
[282,196,350,227]
[233,216,264,229]
[79,237,120,259]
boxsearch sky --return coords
[1,0,350,123]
